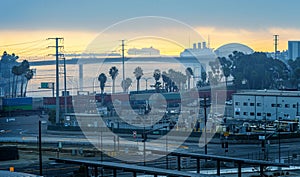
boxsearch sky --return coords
[1,0,300,59]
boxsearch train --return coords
[0,89,236,115]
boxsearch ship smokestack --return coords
[193,43,197,49]
[198,42,202,49]
[202,42,207,49]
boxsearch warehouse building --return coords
[233,90,300,121]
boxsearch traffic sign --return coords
[41,82,54,89]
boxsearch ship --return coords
[180,42,215,58]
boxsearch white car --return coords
[225,100,232,105]
[6,118,15,122]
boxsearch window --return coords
[243,112,248,116]
[250,103,254,106]
[271,104,276,107]
[257,113,261,116]
[250,112,255,116]
[293,104,297,108]
[285,104,290,108]
[277,104,282,108]
[235,102,240,106]
[235,112,240,115]
[243,102,248,106]
[267,113,271,117]
[257,103,262,107]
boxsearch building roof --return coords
[233,90,300,97]
[214,43,254,58]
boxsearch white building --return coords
[233,90,300,121]
[288,41,300,60]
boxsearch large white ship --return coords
[180,42,215,58]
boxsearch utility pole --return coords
[274,35,279,60]
[63,57,67,114]
[48,37,64,124]
[38,120,42,176]
[204,96,208,157]
[121,40,125,92]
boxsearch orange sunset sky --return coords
[1,0,299,60]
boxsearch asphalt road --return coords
[1,114,300,162]
[1,114,300,176]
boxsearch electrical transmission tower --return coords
[48,37,64,124]
[274,35,279,59]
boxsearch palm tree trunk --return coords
[12,75,15,97]
[14,76,18,97]
[20,76,24,97]
[24,81,28,97]
[112,80,115,93]
[101,89,104,106]
[188,78,190,90]
[137,79,140,92]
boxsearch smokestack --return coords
[198,42,202,49]
[202,42,207,49]
[193,43,196,49]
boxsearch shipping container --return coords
[2,97,33,111]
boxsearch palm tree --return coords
[121,77,132,92]
[98,73,107,105]
[11,65,22,97]
[133,66,143,92]
[19,60,30,96]
[167,69,176,92]
[23,69,34,97]
[185,67,194,90]
[153,69,161,84]
[162,71,169,91]
[153,69,161,92]
[109,66,119,93]
[11,65,18,97]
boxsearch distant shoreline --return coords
[30,56,214,66]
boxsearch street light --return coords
[200,96,210,159]
[263,113,267,160]
[93,77,98,94]
[143,77,152,90]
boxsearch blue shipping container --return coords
[3,97,33,106]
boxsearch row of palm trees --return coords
[97,66,196,95]
[11,60,34,97]
[1,51,34,98]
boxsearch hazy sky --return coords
[1,0,300,57]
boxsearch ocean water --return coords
[27,58,205,97]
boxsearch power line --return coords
[0,39,45,47]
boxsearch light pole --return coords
[200,96,209,159]
[263,113,267,160]
[278,117,281,163]
[93,77,98,94]
[122,40,125,92]
[143,77,152,91]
